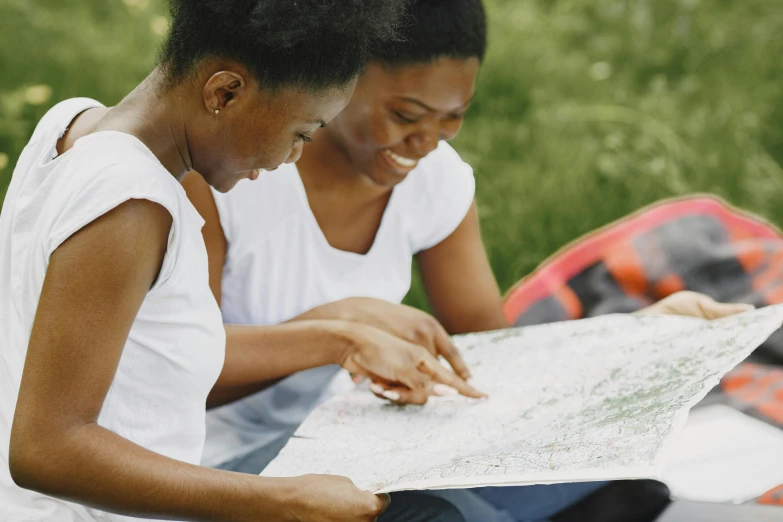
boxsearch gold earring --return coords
[214,109,219,115]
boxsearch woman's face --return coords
[191,75,357,193]
[323,57,480,187]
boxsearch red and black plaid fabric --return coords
[502,195,783,505]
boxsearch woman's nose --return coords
[286,142,304,164]
[407,123,440,157]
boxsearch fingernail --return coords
[724,303,754,315]
[382,390,400,401]
[370,383,401,401]
[468,379,489,398]
[433,384,458,396]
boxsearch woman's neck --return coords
[94,67,194,180]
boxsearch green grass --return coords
[2,0,782,310]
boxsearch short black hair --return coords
[161,0,407,91]
[372,0,487,66]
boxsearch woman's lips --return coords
[381,149,419,174]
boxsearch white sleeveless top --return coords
[202,141,475,468]
[0,99,226,521]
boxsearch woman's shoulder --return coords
[397,141,476,252]
[34,132,195,247]
[63,132,179,199]
[30,98,105,145]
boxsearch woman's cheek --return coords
[368,118,405,149]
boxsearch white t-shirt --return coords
[0,99,226,521]
[203,141,475,468]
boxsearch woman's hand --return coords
[338,322,487,405]
[303,297,472,380]
[637,291,754,319]
[285,475,390,522]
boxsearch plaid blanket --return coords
[502,195,783,505]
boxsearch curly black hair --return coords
[161,0,407,91]
[372,0,487,65]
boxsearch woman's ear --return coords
[203,70,246,115]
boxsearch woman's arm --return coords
[414,200,751,331]
[181,173,482,406]
[415,203,751,332]
[9,199,386,522]
[416,202,508,335]
[216,318,483,407]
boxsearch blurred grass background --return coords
[1,0,782,309]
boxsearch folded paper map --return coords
[262,306,783,493]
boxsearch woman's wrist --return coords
[302,299,361,323]
[250,476,304,522]
[208,474,305,522]
[327,319,366,367]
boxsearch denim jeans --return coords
[422,482,607,522]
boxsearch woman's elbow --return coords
[9,437,39,490]
[8,423,62,493]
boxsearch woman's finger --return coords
[697,299,754,320]
[369,382,429,405]
[433,324,472,380]
[417,356,487,399]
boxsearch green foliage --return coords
[1,0,782,311]
[0,0,168,199]
[410,0,783,310]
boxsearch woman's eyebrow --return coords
[397,96,474,112]
[398,96,436,111]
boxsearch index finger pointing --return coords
[418,357,487,399]
[434,324,472,380]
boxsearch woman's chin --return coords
[214,174,246,193]
[365,168,410,188]
[363,154,414,187]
